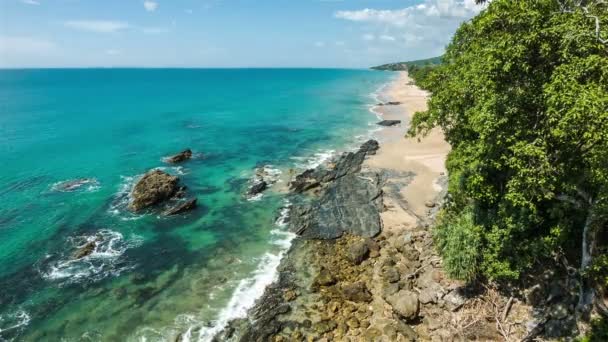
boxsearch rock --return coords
[283,289,298,302]
[387,290,419,321]
[291,173,383,239]
[248,181,268,196]
[381,282,400,298]
[314,320,337,334]
[53,178,99,192]
[289,140,379,194]
[346,317,360,329]
[359,140,380,155]
[129,170,180,211]
[347,240,370,265]
[383,267,401,283]
[377,120,402,127]
[424,200,436,208]
[341,282,373,302]
[443,289,466,311]
[419,282,444,305]
[164,198,197,215]
[165,149,193,164]
[394,320,418,341]
[377,101,401,106]
[73,241,96,259]
[313,268,337,289]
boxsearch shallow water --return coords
[0,68,391,341]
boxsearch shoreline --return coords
[205,72,461,341]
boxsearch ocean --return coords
[0,68,391,341]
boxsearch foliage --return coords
[434,208,482,281]
[577,318,608,342]
[409,0,608,282]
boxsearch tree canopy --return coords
[408,0,608,317]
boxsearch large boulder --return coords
[387,290,420,321]
[128,170,180,211]
[165,149,193,164]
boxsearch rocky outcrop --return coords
[246,165,281,198]
[128,170,180,212]
[377,119,402,127]
[164,198,197,216]
[290,173,383,239]
[165,149,192,164]
[289,139,379,194]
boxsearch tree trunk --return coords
[577,208,598,319]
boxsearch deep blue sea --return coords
[0,68,391,341]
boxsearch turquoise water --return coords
[0,68,390,341]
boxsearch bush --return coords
[435,208,482,281]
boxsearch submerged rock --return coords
[73,241,96,259]
[52,178,99,192]
[164,198,197,216]
[128,170,180,212]
[377,120,402,127]
[165,149,193,164]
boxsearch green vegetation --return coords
[408,0,608,318]
[371,56,442,71]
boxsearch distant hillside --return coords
[371,56,442,71]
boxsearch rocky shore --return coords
[207,72,544,342]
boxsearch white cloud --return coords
[362,34,375,41]
[21,0,40,5]
[143,1,158,12]
[64,20,129,33]
[379,35,396,41]
[335,0,484,27]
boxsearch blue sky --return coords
[0,0,484,68]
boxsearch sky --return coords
[0,0,485,68]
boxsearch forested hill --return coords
[370,56,442,71]
[406,0,608,340]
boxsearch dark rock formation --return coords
[128,170,180,212]
[289,140,379,193]
[289,173,383,239]
[377,120,402,126]
[248,181,268,197]
[165,149,192,164]
[164,198,197,216]
[359,139,380,155]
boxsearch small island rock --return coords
[129,170,180,211]
[165,149,193,164]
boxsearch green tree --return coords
[408,0,608,318]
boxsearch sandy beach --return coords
[366,71,450,228]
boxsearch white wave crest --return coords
[0,309,30,337]
[40,229,143,285]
